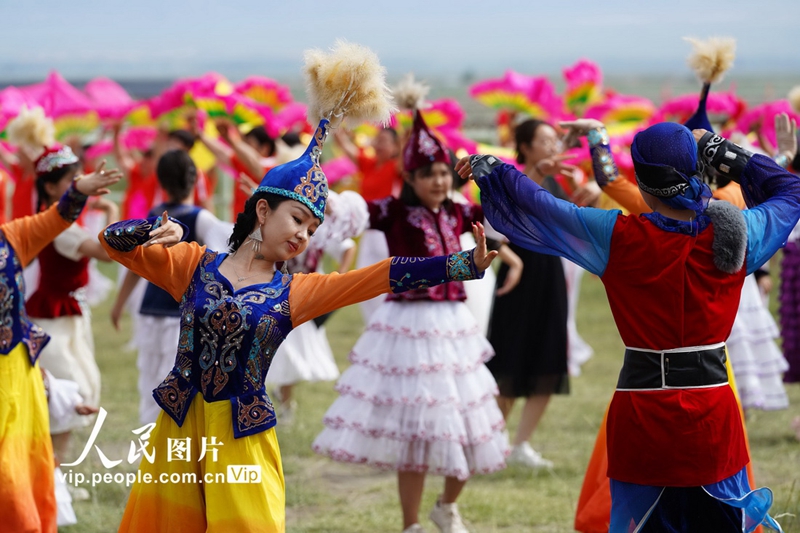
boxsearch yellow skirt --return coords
[118,394,285,533]
[0,343,56,533]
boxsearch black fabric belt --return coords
[616,346,728,390]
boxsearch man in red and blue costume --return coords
[458,122,797,532]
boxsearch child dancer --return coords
[313,106,508,533]
[0,147,119,533]
[109,149,232,424]
[27,150,120,462]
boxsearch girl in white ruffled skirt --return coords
[313,108,507,533]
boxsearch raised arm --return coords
[99,216,202,301]
[112,122,136,176]
[289,224,496,327]
[459,155,619,276]
[333,128,360,162]
[562,119,651,215]
[2,164,122,266]
[696,130,800,273]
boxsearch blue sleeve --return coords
[103,216,190,252]
[475,161,617,276]
[388,250,484,293]
[742,154,800,274]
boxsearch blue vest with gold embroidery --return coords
[153,250,288,438]
[0,231,50,364]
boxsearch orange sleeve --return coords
[289,258,391,327]
[603,179,651,215]
[2,203,71,267]
[99,235,207,301]
[713,182,747,210]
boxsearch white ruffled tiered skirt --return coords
[313,300,508,481]
[727,274,789,411]
[265,321,340,387]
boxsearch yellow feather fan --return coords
[394,74,429,111]
[788,86,800,115]
[303,40,395,126]
[6,105,55,157]
[684,37,736,84]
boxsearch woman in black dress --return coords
[488,119,599,468]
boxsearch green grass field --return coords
[61,264,800,533]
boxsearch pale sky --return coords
[2,0,799,81]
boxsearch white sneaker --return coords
[403,524,427,533]
[507,442,553,469]
[429,498,469,533]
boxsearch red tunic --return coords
[601,215,748,487]
[368,197,482,301]
[358,152,402,202]
[26,240,89,319]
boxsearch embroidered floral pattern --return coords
[153,373,195,425]
[418,129,441,159]
[102,219,153,252]
[447,250,475,281]
[590,145,619,187]
[245,315,283,389]
[407,208,442,255]
[235,393,276,437]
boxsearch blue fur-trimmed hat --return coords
[255,119,330,222]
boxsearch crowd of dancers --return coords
[1,36,800,533]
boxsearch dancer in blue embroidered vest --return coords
[105,43,498,533]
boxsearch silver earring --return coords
[248,226,263,254]
[280,262,289,275]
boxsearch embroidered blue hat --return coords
[255,119,330,222]
[250,41,394,224]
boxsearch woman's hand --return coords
[775,112,797,161]
[559,118,606,148]
[472,221,499,272]
[572,180,603,206]
[238,172,259,195]
[74,160,123,196]
[455,156,474,181]
[535,154,578,177]
[110,299,125,331]
[144,211,183,248]
[495,243,523,296]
